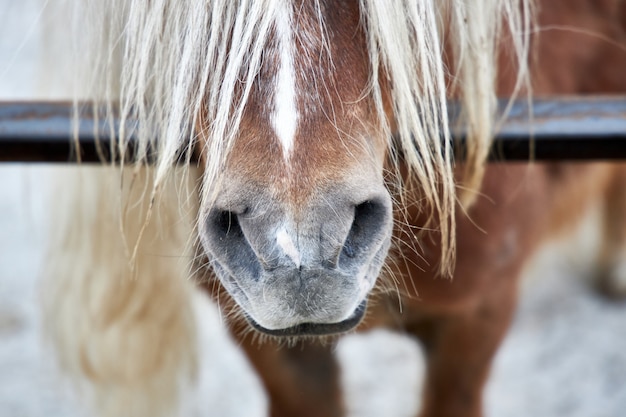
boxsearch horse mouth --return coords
[247,300,368,337]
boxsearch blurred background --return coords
[1,1,626,416]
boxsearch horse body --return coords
[38,0,626,416]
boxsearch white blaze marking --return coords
[276,227,300,268]
[272,4,298,160]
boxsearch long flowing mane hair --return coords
[66,0,533,274]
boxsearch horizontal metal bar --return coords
[0,102,95,162]
[488,96,626,161]
[1,97,625,163]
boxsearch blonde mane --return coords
[65,0,533,275]
[361,0,533,274]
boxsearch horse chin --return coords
[246,299,368,337]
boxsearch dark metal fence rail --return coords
[1,97,625,163]
[487,96,626,161]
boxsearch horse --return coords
[37,0,626,416]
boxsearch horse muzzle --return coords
[200,184,393,336]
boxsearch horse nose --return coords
[337,198,392,269]
[202,191,393,276]
[205,208,263,276]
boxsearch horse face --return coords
[198,1,393,336]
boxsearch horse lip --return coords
[246,300,368,337]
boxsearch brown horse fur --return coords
[201,1,626,416]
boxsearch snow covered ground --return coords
[1,1,626,416]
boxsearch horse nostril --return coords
[212,210,243,240]
[343,240,357,258]
[340,199,390,266]
[204,208,263,279]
